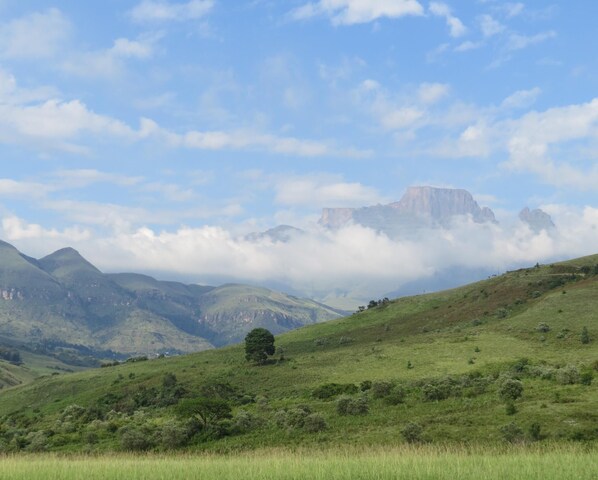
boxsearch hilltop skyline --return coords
[0,1,597,301]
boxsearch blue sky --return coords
[0,1,597,305]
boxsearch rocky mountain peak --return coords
[519,207,556,233]
[319,186,496,233]
[391,186,496,224]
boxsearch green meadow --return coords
[1,445,598,480]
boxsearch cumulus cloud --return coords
[129,0,214,23]
[290,0,424,26]
[0,8,71,59]
[0,99,136,151]
[61,35,159,78]
[273,174,385,208]
[418,82,450,104]
[429,2,467,38]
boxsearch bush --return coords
[505,402,517,415]
[536,323,550,333]
[159,420,188,449]
[274,405,311,430]
[500,422,523,443]
[371,381,393,399]
[401,422,423,444]
[581,327,590,344]
[359,380,372,392]
[336,395,369,416]
[529,423,542,441]
[120,426,155,451]
[581,371,593,386]
[498,378,523,401]
[303,413,327,433]
[312,383,358,399]
[556,365,580,385]
[385,386,407,405]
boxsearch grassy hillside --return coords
[1,255,598,452]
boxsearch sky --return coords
[0,0,597,306]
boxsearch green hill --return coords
[0,240,344,384]
[1,255,598,452]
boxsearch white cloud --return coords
[129,0,214,23]
[0,99,136,151]
[507,31,556,51]
[2,216,91,242]
[139,118,370,158]
[429,2,467,38]
[501,87,541,110]
[454,40,483,52]
[479,14,504,37]
[61,35,159,78]
[418,82,450,104]
[273,174,385,208]
[5,204,598,305]
[290,0,424,26]
[51,170,143,189]
[0,8,71,59]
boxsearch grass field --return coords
[1,446,598,479]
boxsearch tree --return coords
[176,397,232,429]
[245,328,275,364]
[498,378,523,401]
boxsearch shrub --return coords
[581,371,593,386]
[303,413,327,433]
[275,405,312,429]
[500,422,523,443]
[498,378,523,401]
[25,431,48,452]
[312,383,358,400]
[556,365,580,385]
[505,402,517,415]
[120,426,155,451]
[385,386,406,405]
[529,423,542,441]
[359,380,372,392]
[401,422,423,444]
[233,410,261,433]
[581,327,590,344]
[536,323,550,333]
[159,420,188,449]
[371,381,393,399]
[336,395,369,416]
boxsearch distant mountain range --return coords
[0,240,344,362]
[318,186,553,236]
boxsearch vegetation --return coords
[1,446,598,479]
[244,328,275,365]
[1,255,598,454]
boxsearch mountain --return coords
[245,225,304,243]
[320,186,496,236]
[0,240,343,367]
[2,253,598,451]
[519,207,556,233]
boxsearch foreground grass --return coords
[1,445,598,480]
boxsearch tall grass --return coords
[1,445,597,480]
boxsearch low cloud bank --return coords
[3,207,598,306]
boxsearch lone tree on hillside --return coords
[245,328,275,365]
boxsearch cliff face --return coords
[319,186,496,234]
[519,207,556,233]
[390,187,496,224]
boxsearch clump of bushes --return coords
[500,422,523,443]
[556,365,580,385]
